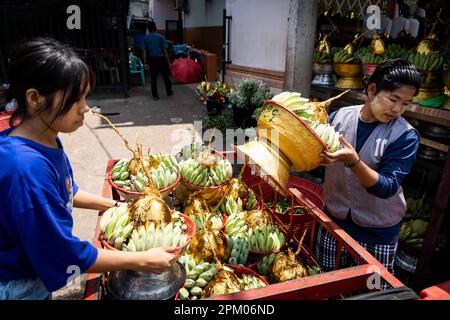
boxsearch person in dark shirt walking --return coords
[143,21,173,101]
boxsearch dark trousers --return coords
[149,56,172,98]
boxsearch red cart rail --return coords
[84,160,405,300]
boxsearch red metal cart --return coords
[84,160,409,300]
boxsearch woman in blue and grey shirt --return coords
[316,59,422,289]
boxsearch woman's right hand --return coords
[136,246,181,274]
[86,246,183,275]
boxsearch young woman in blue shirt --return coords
[0,38,179,300]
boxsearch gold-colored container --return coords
[236,139,291,193]
[413,71,443,103]
[174,178,224,205]
[334,63,364,90]
[313,63,334,75]
[236,101,326,194]
[413,88,441,103]
[441,71,450,110]
[420,71,442,89]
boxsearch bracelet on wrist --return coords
[344,157,361,168]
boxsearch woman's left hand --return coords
[320,135,359,166]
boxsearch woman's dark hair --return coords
[147,20,157,32]
[7,37,90,127]
[366,59,422,96]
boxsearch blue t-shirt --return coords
[0,127,98,292]
[326,111,419,244]
[133,31,146,51]
[143,32,168,58]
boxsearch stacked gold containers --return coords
[443,71,450,110]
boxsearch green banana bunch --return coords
[333,47,359,63]
[178,253,199,274]
[271,91,315,125]
[313,51,332,64]
[180,157,232,187]
[225,212,251,238]
[177,261,218,300]
[249,225,285,253]
[399,218,429,249]
[246,188,258,210]
[191,212,223,231]
[100,206,134,250]
[225,236,250,265]
[238,274,267,291]
[311,121,340,152]
[220,195,243,216]
[111,159,130,183]
[267,197,304,214]
[122,219,189,252]
[356,47,380,64]
[256,252,281,276]
[111,154,179,191]
[307,266,321,276]
[178,143,209,161]
[384,44,411,60]
[405,196,430,220]
[407,52,444,72]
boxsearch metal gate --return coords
[0,0,129,95]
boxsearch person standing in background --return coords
[143,20,173,101]
[132,21,147,62]
[414,0,432,38]
[395,0,411,18]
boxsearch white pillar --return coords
[284,0,319,98]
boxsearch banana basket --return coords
[174,150,231,205]
[99,211,196,256]
[84,160,406,300]
[174,264,269,300]
[108,157,181,200]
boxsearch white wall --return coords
[152,0,179,30]
[184,0,206,27]
[184,0,225,28]
[206,0,226,27]
[226,0,290,72]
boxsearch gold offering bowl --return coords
[420,71,442,89]
[413,71,443,103]
[443,71,450,110]
[334,63,364,90]
[313,63,334,75]
[236,101,326,193]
